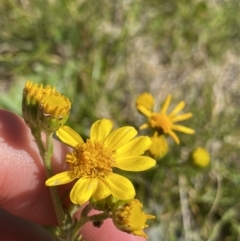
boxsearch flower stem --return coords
[45,133,66,234]
[32,129,66,237]
[72,211,110,240]
[31,128,45,157]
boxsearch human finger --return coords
[0,109,147,241]
[81,217,146,241]
[0,109,71,225]
[0,208,52,241]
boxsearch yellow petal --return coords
[92,178,111,200]
[132,230,148,239]
[170,113,193,122]
[137,105,152,117]
[103,173,135,200]
[116,156,156,171]
[56,126,84,148]
[104,126,137,151]
[169,101,185,117]
[172,124,195,134]
[117,136,152,158]
[45,171,75,186]
[160,95,172,114]
[146,214,156,220]
[90,119,113,142]
[139,123,149,130]
[70,178,97,205]
[168,130,180,144]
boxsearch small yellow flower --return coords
[112,199,155,239]
[136,93,195,144]
[22,81,71,132]
[136,92,155,111]
[148,132,168,159]
[190,147,210,168]
[45,119,156,205]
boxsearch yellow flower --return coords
[22,81,71,132]
[148,132,168,159]
[112,199,155,239]
[136,93,195,144]
[190,147,210,168]
[136,92,155,111]
[45,119,156,205]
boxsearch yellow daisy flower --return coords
[112,199,155,239]
[45,119,156,205]
[136,93,195,144]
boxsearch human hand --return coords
[0,109,146,241]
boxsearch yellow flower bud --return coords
[148,132,168,159]
[136,92,155,111]
[22,81,71,133]
[189,147,210,168]
[111,199,155,239]
[38,92,71,133]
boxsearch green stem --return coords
[72,211,110,240]
[31,128,45,158]
[45,133,66,233]
[81,203,93,218]
[32,129,66,237]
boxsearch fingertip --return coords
[0,109,56,224]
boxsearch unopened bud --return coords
[22,81,71,133]
[111,199,155,239]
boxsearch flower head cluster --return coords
[112,199,155,239]
[189,147,210,168]
[22,81,71,133]
[136,93,195,145]
[148,132,169,159]
[46,119,156,205]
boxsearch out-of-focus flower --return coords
[136,93,195,144]
[189,147,210,168]
[148,132,168,159]
[136,92,155,111]
[112,199,155,239]
[46,119,156,205]
[22,81,71,132]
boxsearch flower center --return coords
[149,113,172,133]
[67,140,115,178]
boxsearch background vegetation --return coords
[1,0,240,240]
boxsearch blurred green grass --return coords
[1,0,240,240]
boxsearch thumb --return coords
[0,109,71,225]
